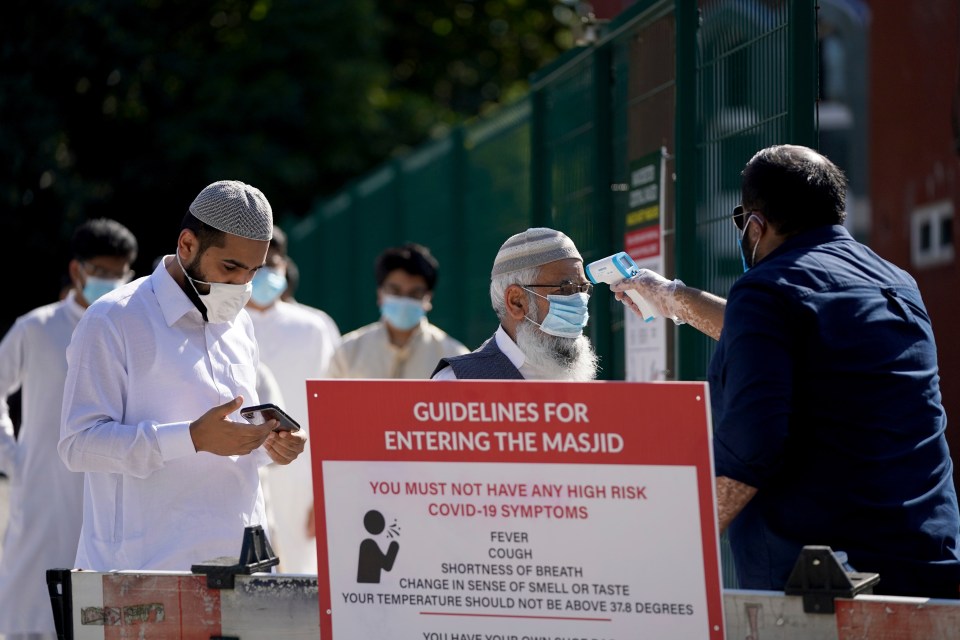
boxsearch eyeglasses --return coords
[732,205,760,231]
[82,262,134,283]
[381,284,429,300]
[522,281,594,296]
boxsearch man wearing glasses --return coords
[432,227,598,381]
[0,218,137,637]
[612,144,960,599]
[330,242,468,380]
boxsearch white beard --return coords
[515,318,599,381]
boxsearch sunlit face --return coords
[180,230,270,293]
[79,256,134,282]
[507,258,597,381]
[526,258,587,316]
[72,255,135,306]
[377,269,433,310]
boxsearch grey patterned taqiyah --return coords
[189,180,273,241]
[491,227,582,276]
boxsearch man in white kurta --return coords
[0,293,86,635]
[329,242,468,380]
[0,218,137,638]
[329,317,468,379]
[59,256,271,570]
[59,180,305,572]
[247,294,339,573]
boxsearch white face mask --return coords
[177,252,252,323]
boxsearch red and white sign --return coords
[625,226,661,261]
[308,379,724,639]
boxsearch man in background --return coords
[432,227,598,381]
[330,242,468,379]
[281,254,342,339]
[245,224,340,573]
[0,218,137,637]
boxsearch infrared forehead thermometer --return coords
[584,252,656,323]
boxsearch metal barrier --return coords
[51,568,960,640]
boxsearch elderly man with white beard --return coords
[431,227,598,381]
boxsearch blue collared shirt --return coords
[709,225,960,596]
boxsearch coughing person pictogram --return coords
[357,509,400,583]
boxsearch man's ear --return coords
[752,212,768,233]
[177,229,199,262]
[67,259,83,288]
[504,284,529,320]
[744,213,767,244]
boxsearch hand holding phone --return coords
[240,403,302,432]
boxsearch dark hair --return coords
[741,144,847,235]
[180,211,226,251]
[270,224,288,256]
[72,218,138,262]
[283,254,299,300]
[375,243,439,291]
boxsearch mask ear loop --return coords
[743,214,766,267]
[519,286,544,328]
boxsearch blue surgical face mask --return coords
[739,214,762,272]
[251,267,288,306]
[380,294,426,331]
[82,275,125,304]
[523,289,590,338]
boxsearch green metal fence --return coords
[676,0,819,380]
[286,0,817,586]
[288,0,816,372]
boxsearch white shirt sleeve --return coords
[0,319,23,474]
[59,310,194,479]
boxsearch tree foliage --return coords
[379,0,577,116]
[2,0,574,330]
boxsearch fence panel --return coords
[677,0,817,380]
[459,98,535,347]
[292,1,815,375]
[609,1,678,381]
[287,192,355,332]
[397,134,464,341]
[530,45,612,373]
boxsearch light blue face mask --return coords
[83,276,124,304]
[251,267,288,306]
[523,289,590,338]
[381,294,426,331]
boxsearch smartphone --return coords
[240,403,302,432]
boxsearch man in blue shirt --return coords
[612,144,960,598]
